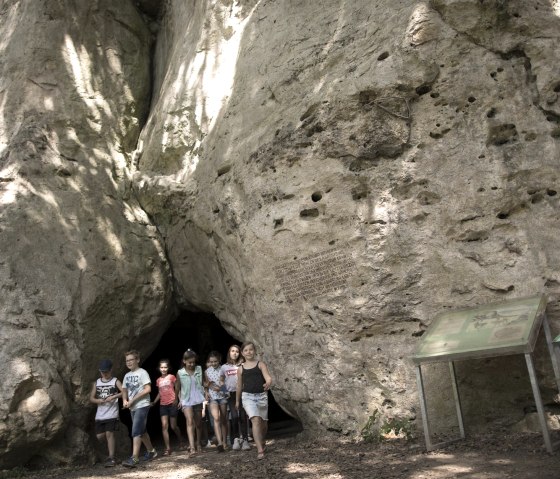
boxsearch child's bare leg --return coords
[219,403,228,445]
[132,436,142,458]
[193,408,203,451]
[251,416,265,454]
[96,432,106,448]
[210,403,224,445]
[161,415,170,450]
[141,432,154,452]
[106,431,116,458]
[184,408,196,452]
[170,416,183,445]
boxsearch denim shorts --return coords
[241,392,268,420]
[209,397,228,406]
[130,406,150,437]
[160,403,178,417]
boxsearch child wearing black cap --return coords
[89,359,122,467]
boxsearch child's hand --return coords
[263,381,271,391]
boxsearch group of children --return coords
[90,342,273,468]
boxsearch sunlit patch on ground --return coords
[285,462,341,475]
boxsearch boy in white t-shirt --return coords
[121,350,157,467]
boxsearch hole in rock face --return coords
[138,312,301,445]
[311,191,323,202]
[377,51,389,61]
[300,208,319,218]
[415,84,431,96]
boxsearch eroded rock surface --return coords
[135,0,560,436]
[0,0,172,468]
[2,0,560,468]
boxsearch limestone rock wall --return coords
[0,0,173,468]
[2,0,560,468]
[135,0,560,436]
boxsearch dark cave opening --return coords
[124,311,302,446]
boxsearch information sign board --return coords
[411,294,558,453]
[412,294,547,364]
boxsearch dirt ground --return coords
[9,427,560,479]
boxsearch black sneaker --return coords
[122,457,139,468]
[104,457,116,467]
[217,444,225,453]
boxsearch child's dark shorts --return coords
[95,418,120,434]
[160,403,179,417]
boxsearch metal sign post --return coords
[411,294,559,453]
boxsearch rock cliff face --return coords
[0,0,173,467]
[2,0,560,468]
[135,0,560,435]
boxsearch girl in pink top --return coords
[150,359,184,455]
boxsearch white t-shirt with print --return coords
[123,368,151,411]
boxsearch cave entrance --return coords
[139,311,302,445]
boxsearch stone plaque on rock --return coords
[274,247,354,302]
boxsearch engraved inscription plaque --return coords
[274,247,354,302]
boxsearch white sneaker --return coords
[232,438,241,450]
[241,439,251,451]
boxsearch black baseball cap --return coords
[98,359,113,372]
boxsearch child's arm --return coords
[204,370,214,389]
[205,370,219,391]
[129,383,151,407]
[259,362,273,391]
[174,377,181,408]
[218,373,227,393]
[235,367,243,409]
[171,377,179,406]
[89,382,100,405]
[107,379,123,402]
[151,392,161,407]
[122,385,130,408]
